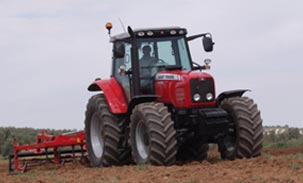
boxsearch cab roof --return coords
[110,27,187,42]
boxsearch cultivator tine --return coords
[45,148,49,162]
[21,162,28,173]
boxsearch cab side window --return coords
[114,42,131,86]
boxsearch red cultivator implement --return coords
[9,130,86,173]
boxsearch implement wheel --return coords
[85,94,130,167]
[219,96,263,160]
[130,102,177,165]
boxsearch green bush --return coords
[264,127,303,148]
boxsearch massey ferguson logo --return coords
[155,74,182,81]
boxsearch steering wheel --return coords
[140,59,168,78]
[150,59,168,76]
[156,59,167,65]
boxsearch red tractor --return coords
[84,23,263,166]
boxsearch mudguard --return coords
[126,95,158,117]
[217,89,250,106]
[88,77,127,114]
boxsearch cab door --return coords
[113,42,132,102]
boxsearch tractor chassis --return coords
[172,107,230,146]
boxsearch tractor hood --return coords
[154,70,216,108]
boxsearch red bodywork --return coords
[154,70,217,108]
[88,77,128,114]
[88,71,216,114]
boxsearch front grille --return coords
[190,78,215,103]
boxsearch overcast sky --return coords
[1,0,303,130]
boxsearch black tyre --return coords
[177,142,209,162]
[247,98,264,157]
[130,102,177,165]
[85,94,131,167]
[219,96,263,159]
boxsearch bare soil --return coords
[2,147,303,183]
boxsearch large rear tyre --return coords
[85,94,131,167]
[130,102,177,165]
[219,96,263,160]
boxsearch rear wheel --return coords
[219,96,263,159]
[130,102,177,165]
[85,94,131,167]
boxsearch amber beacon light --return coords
[105,22,112,35]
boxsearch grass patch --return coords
[286,153,303,160]
[264,138,303,149]
[188,179,199,183]
[291,162,302,170]
[262,153,272,160]
[136,164,147,171]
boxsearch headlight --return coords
[206,93,214,101]
[193,93,201,102]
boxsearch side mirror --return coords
[114,42,125,58]
[202,35,214,52]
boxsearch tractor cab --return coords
[109,25,214,100]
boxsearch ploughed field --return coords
[1,147,303,183]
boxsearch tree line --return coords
[0,127,73,158]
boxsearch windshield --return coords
[137,36,191,71]
[113,36,192,95]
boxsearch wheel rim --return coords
[135,120,150,160]
[90,113,104,159]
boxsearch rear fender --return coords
[217,89,250,106]
[88,78,127,113]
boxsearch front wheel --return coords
[219,96,263,160]
[130,102,177,165]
